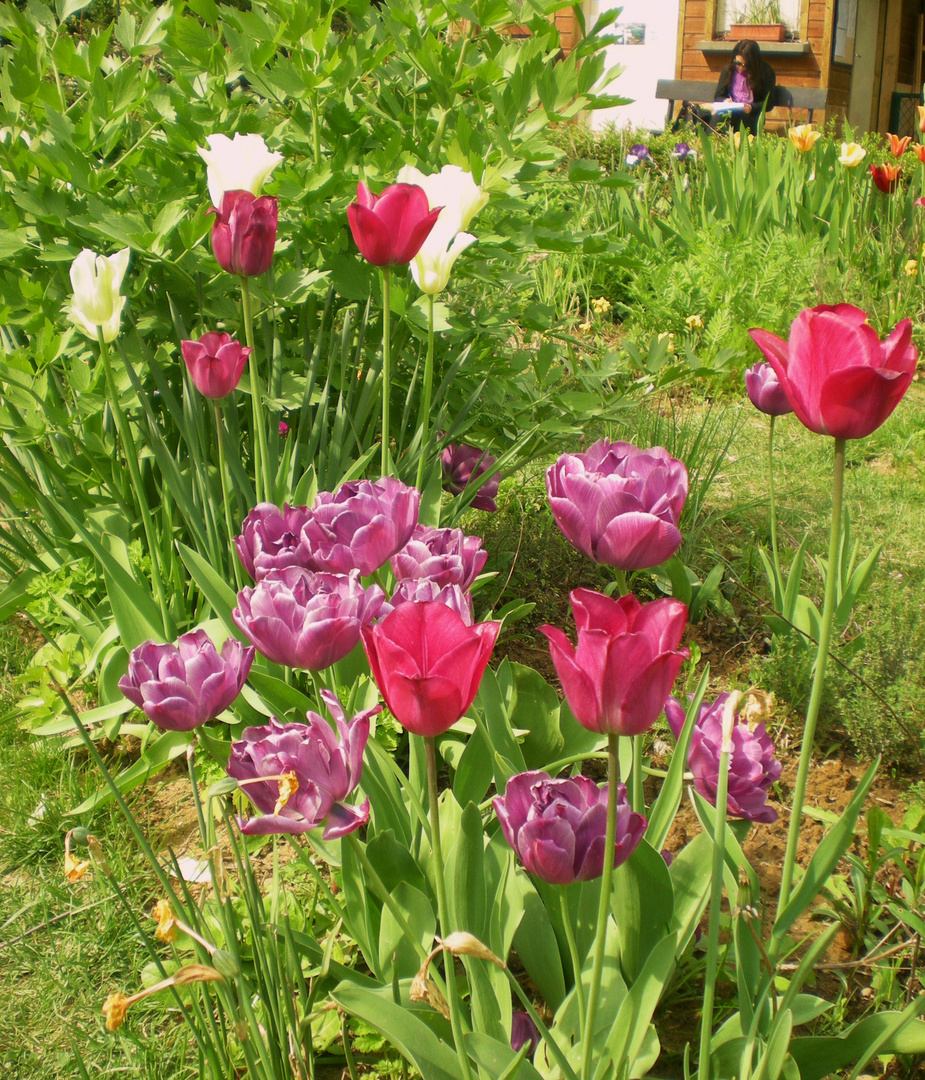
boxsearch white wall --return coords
[589,0,681,133]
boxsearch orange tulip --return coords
[911,144,925,164]
[887,133,912,157]
[918,105,925,132]
[789,124,821,152]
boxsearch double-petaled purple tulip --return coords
[511,1012,541,1057]
[180,332,252,400]
[541,588,688,736]
[546,439,688,571]
[347,182,442,267]
[493,771,646,884]
[233,568,387,670]
[391,525,487,590]
[210,190,278,277]
[227,690,378,837]
[234,503,313,581]
[441,443,499,512]
[665,693,782,823]
[745,362,793,417]
[390,579,474,624]
[119,629,254,732]
[302,478,420,576]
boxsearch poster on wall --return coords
[613,22,646,44]
[832,0,858,64]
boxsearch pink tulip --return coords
[347,182,442,267]
[210,190,278,277]
[181,332,252,399]
[541,588,688,736]
[234,503,314,581]
[361,601,499,737]
[391,525,487,590]
[390,579,474,624]
[749,304,917,440]
[441,443,499,511]
[745,362,792,417]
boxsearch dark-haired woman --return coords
[714,39,777,136]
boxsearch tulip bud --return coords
[210,190,278,277]
[68,248,130,343]
[181,332,252,399]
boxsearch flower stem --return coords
[424,735,473,1080]
[346,833,428,963]
[415,293,436,491]
[381,268,392,477]
[214,401,242,593]
[631,735,645,815]
[697,720,732,1080]
[241,276,269,503]
[777,437,846,913]
[504,966,580,1080]
[768,415,782,598]
[560,889,586,1041]
[580,733,619,1080]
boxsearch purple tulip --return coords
[630,144,651,160]
[511,1012,540,1057]
[227,689,378,837]
[119,629,254,732]
[546,438,688,571]
[209,190,278,277]
[391,525,487,590]
[441,443,499,512]
[232,567,388,670]
[493,771,646,885]
[234,503,313,581]
[301,478,420,576]
[672,143,696,160]
[390,579,474,624]
[665,693,782,823]
[180,332,252,399]
[745,362,793,417]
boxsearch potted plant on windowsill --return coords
[730,0,787,41]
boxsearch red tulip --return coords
[541,589,688,736]
[361,601,499,737]
[749,304,916,440]
[181,332,252,399]
[210,190,278,276]
[869,163,901,193]
[347,182,442,267]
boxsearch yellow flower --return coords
[102,993,130,1032]
[102,966,223,1034]
[64,830,90,883]
[789,125,821,152]
[838,142,866,168]
[904,259,918,277]
[732,131,754,150]
[578,319,593,334]
[591,296,612,315]
[153,899,178,943]
[657,331,676,354]
[685,314,704,330]
[273,770,299,816]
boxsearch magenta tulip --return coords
[233,568,387,670]
[391,525,487,590]
[749,305,916,440]
[511,1012,541,1058]
[119,630,253,732]
[541,588,688,736]
[234,503,313,581]
[180,332,252,399]
[390,579,474,624]
[745,362,792,417]
[210,190,278,277]
[302,477,420,576]
[665,693,782,823]
[546,439,688,571]
[347,182,442,267]
[361,601,499,737]
[228,690,377,837]
[493,771,645,884]
[441,443,500,511]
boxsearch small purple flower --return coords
[234,503,313,581]
[233,567,388,671]
[118,629,254,732]
[441,443,499,512]
[511,1012,540,1057]
[391,525,487,590]
[390,579,474,624]
[745,362,793,417]
[301,478,420,575]
[630,144,651,160]
[672,143,696,161]
[227,689,379,837]
[493,771,646,885]
[546,438,688,571]
[665,693,782,823]
[279,420,289,437]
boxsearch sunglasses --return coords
[734,59,746,67]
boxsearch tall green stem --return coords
[415,293,436,490]
[241,277,269,502]
[381,268,392,477]
[580,733,619,1080]
[560,889,586,1039]
[424,736,473,1080]
[698,707,733,1080]
[214,402,242,592]
[97,334,171,635]
[768,415,782,593]
[777,437,846,912]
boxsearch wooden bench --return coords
[655,79,829,131]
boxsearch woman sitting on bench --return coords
[713,39,777,136]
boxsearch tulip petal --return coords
[818,365,915,439]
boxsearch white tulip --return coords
[197,133,283,208]
[396,165,488,294]
[68,248,130,343]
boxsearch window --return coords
[715,0,803,35]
